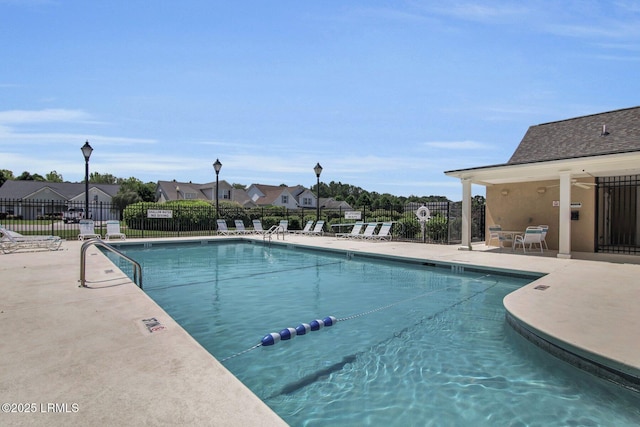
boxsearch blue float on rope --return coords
[310,319,324,330]
[323,316,337,326]
[261,332,281,346]
[260,316,338,346]
[279,327,297,340]
[295,323,311,335]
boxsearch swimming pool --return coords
[107,241,640,426]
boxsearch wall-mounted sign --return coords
[147,209,173,218]
[552,201,582,208]
[345,211,362,220]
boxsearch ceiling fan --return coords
[546,179,597,190]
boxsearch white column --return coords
[558,171,572,258]
[459,178,472,251]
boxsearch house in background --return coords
[320,197,352,211]
[446,106,640,257]
[155,180,254,207]
[0,180,120,220]
[246,184,317,209]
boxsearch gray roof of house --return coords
[508,106,640,164]
[156,180,253,206]
[0,180,120,199]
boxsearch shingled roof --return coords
[508,106,640,164]
[0,180,120,199]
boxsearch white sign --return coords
[147,209,173,218]
[570,202,582,209]
[345,211,362,220]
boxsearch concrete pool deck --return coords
[1,235,639,425]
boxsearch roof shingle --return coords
[508,106,640,164]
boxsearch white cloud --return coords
[0,132,156,146]
[0,108,92,124]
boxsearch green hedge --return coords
[123,200,216,231]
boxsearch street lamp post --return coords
[314,162,323,221]
[213,159,222,225]
[81,141,93,220]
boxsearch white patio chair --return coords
[336,221,364,239]
[293,220,314,234]
[78,220,101,240]
[105,220,126,240]
[513,226,544,253]
[1,226,62,254]
[367,222,393,241]
[357,223,379,239]
[278,220,289,233]
[217,219,235,235]
[234,220,252,234]
[300,220,324,236]
[488,225,502,247]
[539,225,549,249]
[252,219,267,235]
[488,224,513,248]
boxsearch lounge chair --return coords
[252,219,267,235]
[367,222,393,241]
[105,220,126,240]
[1,227,62,254]
[336,221,364,238]
[217,219,235,235]
[234,220,252,234]
[78,220,101,240]
[300,220,324,236]
[358,223,379,239]
[278,220,289,233]
[513,226,544,253]
[293,220,314,234]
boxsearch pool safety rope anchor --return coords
[261,316,337,346]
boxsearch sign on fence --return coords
[345,211,362,220]
[147,209,173,218]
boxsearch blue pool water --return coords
[108,241,640,426]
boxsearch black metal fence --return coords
[596,175,640,254]
[0,198,485,244]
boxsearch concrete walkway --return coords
[1,236,639,425]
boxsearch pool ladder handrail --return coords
[263,224,286,243]
[80,239,142,289]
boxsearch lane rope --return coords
[220,274,496,362]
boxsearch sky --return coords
[1,1,640,201]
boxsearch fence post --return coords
[141,204,145,238]
[446,202,451,244]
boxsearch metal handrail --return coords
[263,225,285,243]
[80,239,142,289]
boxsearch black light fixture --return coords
[213,159,222,223]
[314,162,323,221]
[81,140,93,219]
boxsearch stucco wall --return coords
[486,179,596,252]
